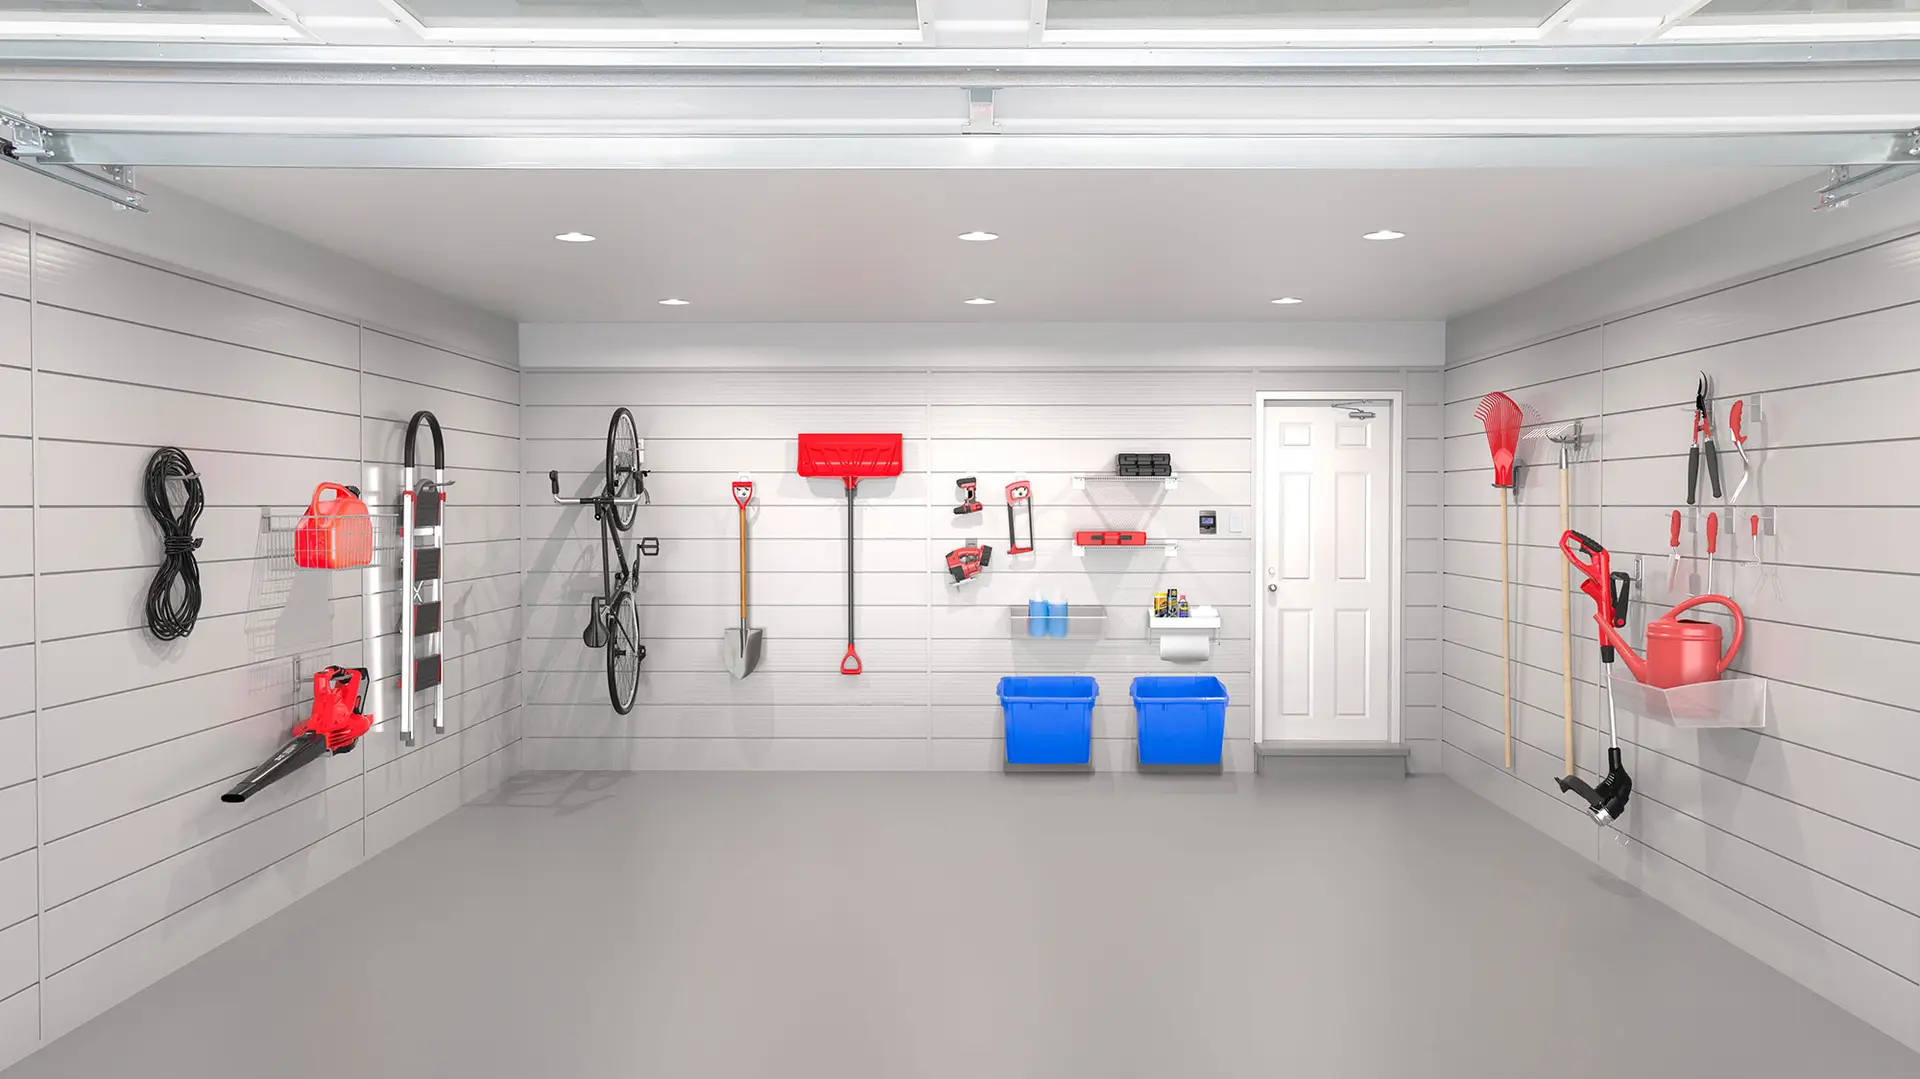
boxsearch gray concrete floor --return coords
[10,772,1917,1079]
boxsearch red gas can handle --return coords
[307,482,359,511]
[1661,594,1746,676]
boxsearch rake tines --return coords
[1475,391,1523,489]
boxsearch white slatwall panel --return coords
[0,217,518,1070]
[521,363,1439,773]
[1442,227,1920,1053]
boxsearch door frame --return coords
[1250,390,1406,745]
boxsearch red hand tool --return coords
[1706,512,1720,595]
[1666,510,1682,596]
[1749,514,1762,568]
[1688,373,1723,505]
[1005,480,1034,556]
[1728,399,1753,504]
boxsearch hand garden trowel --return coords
[725,477,764,678]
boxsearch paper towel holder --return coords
[1149,606,1220,662]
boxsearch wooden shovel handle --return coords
[738,505,749,620]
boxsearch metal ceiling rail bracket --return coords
[0,107,144,211]
[962,87,999,134]
[1818,131,1920,210]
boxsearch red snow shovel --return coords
[799,433,903,675]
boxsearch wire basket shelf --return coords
[260,508,401,573]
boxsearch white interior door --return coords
[1261,402,1395,743]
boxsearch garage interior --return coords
[0,3,1916,1076]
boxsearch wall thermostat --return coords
[1198,511,1217,535]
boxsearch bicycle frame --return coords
[549,471,658,644]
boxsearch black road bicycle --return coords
[549,407,659,714]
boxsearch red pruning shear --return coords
[1727,399,1753,505]
[1688,372,1722,505]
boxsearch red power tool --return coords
[945,540,992,586]
[223,666,373,803]
[953,476,983,516]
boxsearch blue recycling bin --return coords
[1130,676,1229,766]
[996,676,1098,766]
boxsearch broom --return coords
[1475,392,1523,770]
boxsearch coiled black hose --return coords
[144,447,204,641]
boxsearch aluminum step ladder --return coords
[400,410,449,747]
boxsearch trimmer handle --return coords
[1604,571,1632,664]
[1559,529,1612,615]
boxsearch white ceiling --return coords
[147,166,1804,322]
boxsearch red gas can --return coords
[293,483,374,570]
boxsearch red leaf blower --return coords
[223,666,372,804]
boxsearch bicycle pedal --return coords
[639,537,661,557]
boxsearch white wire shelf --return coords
[1072,472,1179,491]
[1009,604,1107,639]
[1073,539,1178,557]
[260,508,400,572]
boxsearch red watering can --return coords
[1560,530,1745,689]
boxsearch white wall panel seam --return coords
[42,780,348,917]
[1441,673,1920,856]
[41,819,360,981]
[27,222,43,1042]
[1444,704,1920,942]
[29,302,359,377]
[1443,711,1920,989]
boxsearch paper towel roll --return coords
[1158,633,1210,663]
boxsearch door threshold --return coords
[1255,741,1408,778]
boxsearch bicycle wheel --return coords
[607,406,641,533]
[605,591,643,715]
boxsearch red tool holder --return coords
[1075,530,1147,547]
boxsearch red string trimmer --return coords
[799,433,903,675]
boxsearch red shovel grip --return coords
[839,644,863,676]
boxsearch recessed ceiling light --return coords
[958,231,999,242]
[964,297,996,305]
[1363,229,1406,241]
[1271,296,1304,305]
[658,298,690,306]
[554,231,596,243]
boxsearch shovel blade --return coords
[723,627,764,679]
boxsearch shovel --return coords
[724,477,763,678]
